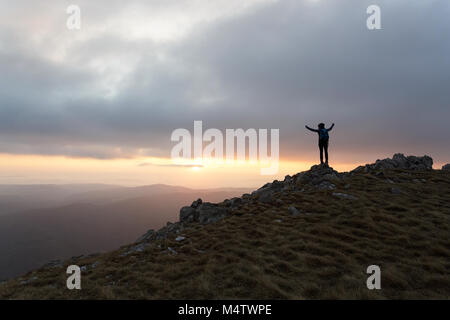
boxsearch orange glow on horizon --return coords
[0,153,391,188]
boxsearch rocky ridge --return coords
[132,153,437,251]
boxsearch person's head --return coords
[318,123,325,129]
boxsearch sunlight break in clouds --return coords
[0,0,449,186]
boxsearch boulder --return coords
[332,192,358,200]
[288,206,301,216]
[293,164,341,188]
[257,190,274,203]
[230,197,243,208]
[180,206,197,223]
[442,163,450,171]
[191,198,203,209]
[197,203,230,224]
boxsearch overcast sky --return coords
[0,0,449,168]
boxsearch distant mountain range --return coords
[0,184,251,279]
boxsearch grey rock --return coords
[175,236,186,242]
[293,164,342,188]
[121,243,150,257]
[136,229,155,243]
[442,163,450,171]
[167,247,178,255]
[332,192,358,200]
[43,260,63,269]
[258,190,274,203]
[317,181,336,190]
[197,203,230,224]
[288,206,301,216]
[191,198,203,208]
[352,153,433,173]
[391,187,402,194]
[180,206,197,223]
[230,197,243,207]
[19,276,38,285]
[284,175,293,184]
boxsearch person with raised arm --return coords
[305,123,335,166]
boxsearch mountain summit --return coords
[1,154,449,299]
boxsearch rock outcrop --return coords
[250,164,342,204]
[135,154,440,246]
[442,164,450,171]
[292,164,340,189]
[352,153,433,173]
[180,199,231,224]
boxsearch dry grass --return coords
[1,169,449,299]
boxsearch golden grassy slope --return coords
[0,168,449,299]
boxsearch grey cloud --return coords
[0,0,449,163]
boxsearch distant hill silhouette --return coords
[0,185,251,279]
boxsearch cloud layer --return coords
[1,0,449,163]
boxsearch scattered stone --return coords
[175,236,186,242]
[288,206,301,216]
[19,276,38,285]
[274,219,283,223]
[136,229,155,243]
[121,243,150,257]
[344,184,351,189]
[391,187,402,195]
[43,260,63,269]
[317,181,336,190]
[167,247,178,255]
[332,192,358,200]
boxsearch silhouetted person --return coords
[305,123,335,165]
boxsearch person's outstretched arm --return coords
[327,123,335,131]
[305,125,318,132]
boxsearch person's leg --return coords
[319,141,324,164]
[324,139,329,165]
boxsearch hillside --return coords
[0,187,250,280]
[1,154,449,299]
